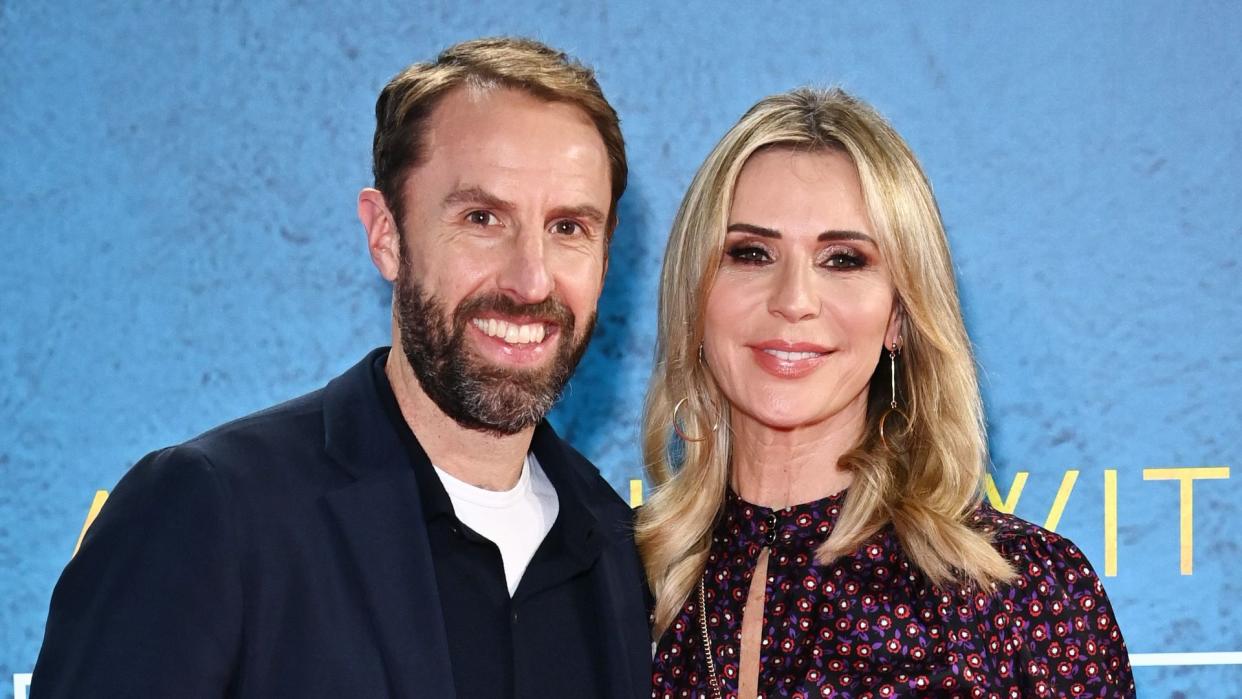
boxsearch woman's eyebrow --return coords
[818,230,874,244]
[726,222,874,244]
[726,223,780,237]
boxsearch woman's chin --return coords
[732,404,826,433]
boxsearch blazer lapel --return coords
[592,552,645,699]
[320,351,456,698]
[530,423,647,699]
[323,473,454,698]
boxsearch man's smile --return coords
[470,317,554,345]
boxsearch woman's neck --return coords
[729,401,865,509]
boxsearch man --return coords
[31,38,650,698]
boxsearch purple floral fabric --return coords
[652,489,1135,698]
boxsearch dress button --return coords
[765,513,778,545]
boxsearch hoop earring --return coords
[673,397,719,442]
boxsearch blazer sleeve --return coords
[30,445,243,698]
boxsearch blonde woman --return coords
[639,88,1134,698]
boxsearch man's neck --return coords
[385,350,534,492]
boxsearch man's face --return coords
[388,86,611,435]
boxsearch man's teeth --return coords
[472,318,547,345]
[763,349,823,361]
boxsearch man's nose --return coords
[497,228,554,304]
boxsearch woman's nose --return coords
[767,262,819,322]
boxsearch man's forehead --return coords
[411,87,611,202]
[422,86,604,161]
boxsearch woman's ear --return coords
[885,302,905,351]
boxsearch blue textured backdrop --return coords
[2,2,1240,696]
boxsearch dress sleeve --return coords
[29,445,243,698]
[1000,528,1136,698]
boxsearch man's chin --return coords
[478,370,565,406]
[450,377,562,435]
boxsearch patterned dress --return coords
[652,489,1136,698]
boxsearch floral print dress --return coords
[652,489,1135,698]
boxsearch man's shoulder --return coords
[170,349,384,477]
[181,386,328,463]
[115,385,337,511]
[139,347,388,495]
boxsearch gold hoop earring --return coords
[673,397,719,442]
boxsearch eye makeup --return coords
[817,245,868,269]
[725,241,773,264]
[722,237,872,270]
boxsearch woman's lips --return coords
[748,341,830,378]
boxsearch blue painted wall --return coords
[2,2,1239,695]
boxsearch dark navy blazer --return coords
[31,349,651,698]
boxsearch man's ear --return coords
[358,188,400,282]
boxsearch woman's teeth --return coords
[763,349,822,361]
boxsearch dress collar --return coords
[721,487,848,549]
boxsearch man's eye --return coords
[726,245,771,264]
[552,220,582,236]
[466,211,498,226]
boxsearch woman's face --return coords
[703,147,900,433]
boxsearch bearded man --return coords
[31,38,650,699]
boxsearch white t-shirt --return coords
[433,453,560,596]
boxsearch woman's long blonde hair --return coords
[636,87,1015,638]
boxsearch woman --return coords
[638,88,1135,698]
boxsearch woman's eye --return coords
[822,249,866,269]
[726,245,771,264]
[466,210,498,226]
[552,220,582,236]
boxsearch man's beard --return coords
[394,259,596,436]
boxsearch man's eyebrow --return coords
[442,186,514,211]
[550,204,607,226]
[726,223,875,244]
[443,188,606,227]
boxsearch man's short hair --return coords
[372,37,627,235]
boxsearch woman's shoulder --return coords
[967,502,1136,694]
[968,501,1049,540]
[968,501,1090,568]
[968,501,1106,593]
